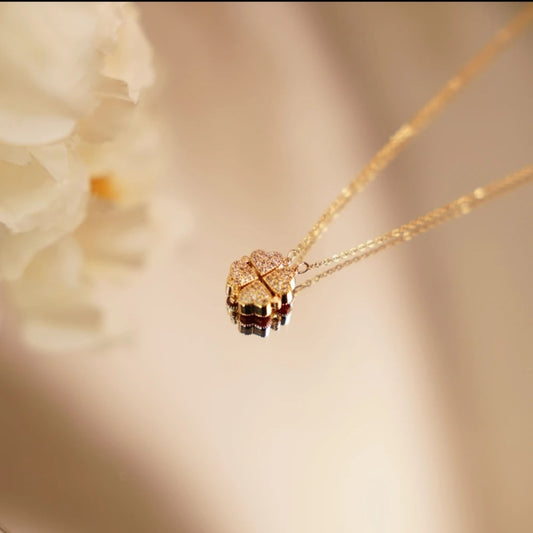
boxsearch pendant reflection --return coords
[227,299,292,337]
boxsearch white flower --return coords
[0,142,88,280]
[0,2,171,352]
[5,237,121,353]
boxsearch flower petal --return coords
[0,111,77,146]
[0,3,106,144]
[0,190,87,281]
[0,143,31,165]
[30,143,72,183]
[76,200,151,274]
[101,3,155,102]
[6,238,127,353]
[0,148,87,233]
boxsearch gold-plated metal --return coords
[226,250,296,337]
[289,4,533,267]
[294,165,533,293]
[296,262,310,275]
[226,5,533,335]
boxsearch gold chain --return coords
[294,165,533,293]
[289,4,533,291]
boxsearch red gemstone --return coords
[239,314,272,329]
[279,304,292,316]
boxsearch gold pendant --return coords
[226,250,296,337]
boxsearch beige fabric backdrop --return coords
[0,3,532,533]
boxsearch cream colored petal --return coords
[6,237,127,352]
[29,143,72,183]
[0,3,103,144]
[78,106,162,204]
[0,188,87,281]
[75,200,151,275]
[7,282,125,353]
[77,96,136,143]
[0,149,87,233]
[18,236,84,286]
[0,110,77,146]
[93,76,131,100]
[0,143,31,165]
[101,3,155,102]
[94,2,123,55]
[0,152,89,281]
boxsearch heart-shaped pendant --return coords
[226,250,296,337]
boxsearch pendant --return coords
[226,250,296,337]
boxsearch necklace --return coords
[225,5,533,337]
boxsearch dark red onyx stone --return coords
[279,304,292,316]
[239,314,272,329]
[239,324,269,337]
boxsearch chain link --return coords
[289,4,533,279]
[294,165,533,293]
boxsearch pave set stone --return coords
[226,250,296,337]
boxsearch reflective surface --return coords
[228,298,292,338]
[226,250,296,337]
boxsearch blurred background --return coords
[1,3,532,532]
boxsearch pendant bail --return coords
[296,261,310,275]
